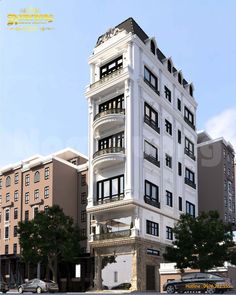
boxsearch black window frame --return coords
[98,94,124,113]
[5,226,9,239]
[98,131,124,151]
[14,225,18,237]
[186,201,195,217]
[81,210,86,222]
[144,180,160,208]
[97,174,124,203]
[144,102,160,133]
[144,141,160,167]
[164,86,171,102]
[177,98,182,111]
[100,56,123,78]
[166,190,173,207]
[14,208,18,219]
[166,226,173,240]
[146,220,159,236]
[25,210,29,221]
[178,162,182,176]
[185,168,196,189]
[184,106,195,130]
[44,186,49,199]
[165,154,172,169]
[144,66,159,94]
[165,119,172,135]
[178,130,182,144]
[179,196,183,211]
[185,137,195,160]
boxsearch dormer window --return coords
[150,40,156,55]
[178,72,182,84]
[167,60,172,73]
[189,85,193,97]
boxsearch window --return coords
[165,154,172,168]
[6,176,11,187]
[185,137,195,160]
[166,191,173,207]
[97,175,124,203]
[186,201,195,217]
[6,193,10,202]
[44,206,49,213]
[178,130,181,144]
[14,225,18,237]
[178,73,182,84]
[224,180,227,191]
[178,162,182,176]
[179,197,182,211]
[13,243,17,255]
[14,208,18,219]
[146,220,159,236]
[5,245,9,255]
[165,119,172,135]
[14,190,18,202]
[189,85,193,97]
[25,192,29,204]
[25,174,30,186]
[15,173,19,184]
[185,168,196,189]
[100,56,123,78]
[114,271,118,283]
[98,94,124,114]
[45,167,50,180]
[147,248,160,256]
[25,210,29,221]
[144,66,159,93]
[5,209,10,222]
[98,132,124,151]
[150,40,156,54]
[0,178,2,188]
[34,207,39,217]
[34,171,40,183]
[81,210,86,222]
[164,86,171,102]
[144,103,159,133]
[144,141,159,167]
[5,226,9,239]
[177,98,182,111]
[144,180,159,208]
[81,228,86,237]
[81,175,86,186]
[166,226,173,240]
[44,186,49,199]
[81,192,87,205]
[34,189,39,200]
[167,60,172,73]
[0,194,1,203]
[224,196,228,208]
[184,106,195,129]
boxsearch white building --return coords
[85,18,198,292]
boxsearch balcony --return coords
[185,178,196,189]
[144,152,160,167]
[95,194,124,205]
[94,229,131,241]
[90,67,125,91]
[144,115,160,134]
[93,109,125,136]
[144,195,160,208]
[184,117,196,130]
[92,147,125,170]
[184,148,196,161]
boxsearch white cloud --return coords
[205,108,236,150]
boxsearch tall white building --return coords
[85,18,198,292]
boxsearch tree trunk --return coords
[48,256,58,283]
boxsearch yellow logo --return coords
[7,7,54,32]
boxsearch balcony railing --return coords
[95,194,124,205]
[93,147,125,159]
[94,229,131,241]
[184,148,196,161]
[144,115,160,134]
[184,117,196,130]
[144,195,160,208]
[90,67,124,90]
[144,153,160,167]
[94,108,125,121]
[185,178,196,189]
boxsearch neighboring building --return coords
[198,131,235,225]
[85,17,198,291]
[0,148,88,286]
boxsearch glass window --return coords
[45,167,50,180]
[164,86,171,102]
[34,171,40,183]
[5,209,10,222]
[100,56,123,78]
[144,103,159,133]
[44,186,49,199]
[6,176,11,187]
[144,66,159,93]
[165,119,172,135]
[146,220,159,236]
[166,226,173,240]
[186,201,195,217]
[25,174,30,186]
[25,192,29,204]
[166,191,173,207]
[15,173,19,184]
[14,190,18,202]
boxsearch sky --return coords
[0,0,236,167]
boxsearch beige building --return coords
[198,131,235,225]
[0,148,88,286]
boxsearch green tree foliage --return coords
[18,205,84,282]
[164,211,234,272]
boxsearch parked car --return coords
[111,282,131,290]
[18,279,59,293]
[163,272,233,294]
[0,280,9,293]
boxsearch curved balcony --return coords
[92,147,125,170]
[93,108,125,137]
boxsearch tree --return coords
[18,205,84,282]
[164,211,234,272]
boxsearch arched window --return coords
[178,72,182,84]
[150,40,156,55]
[189,85,193,97]
[6,176,11,187]
[34,171,40,183]
[167,60,172,73]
